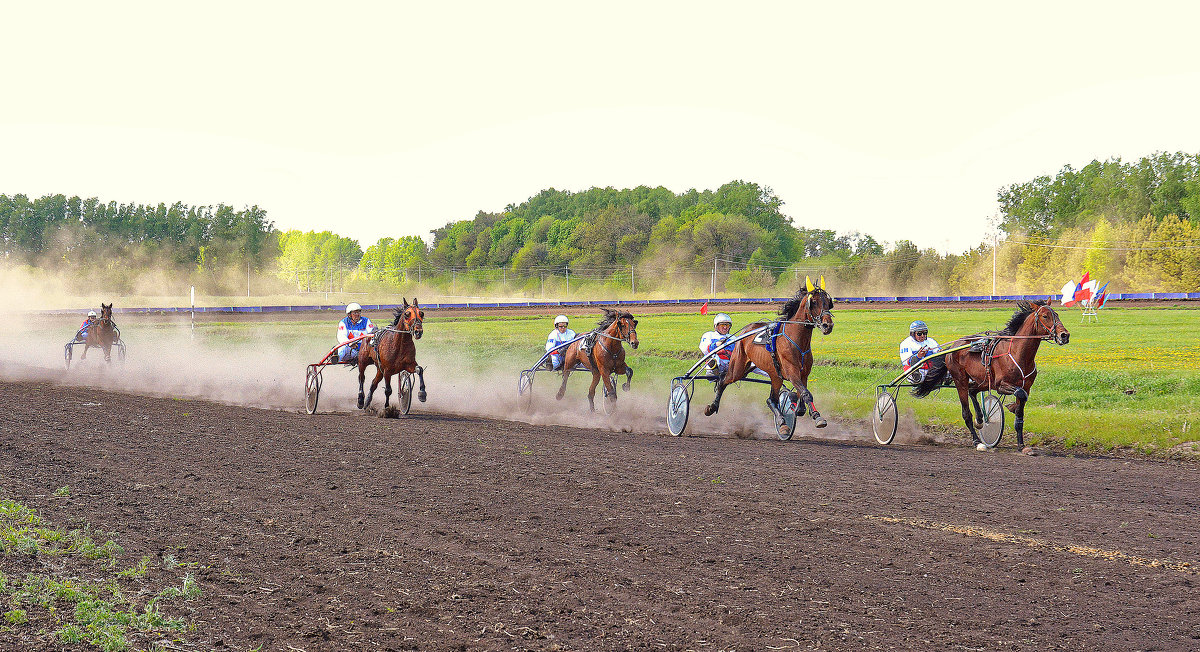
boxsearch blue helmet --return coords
[909,320,928,335]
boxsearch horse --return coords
[81,303,119,363]
[555,309,639,412]
[703,277,835,436]
[912,300,1069,450]
[357,298,428,414]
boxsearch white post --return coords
[565,267,569,296]
[190,286,195,341]
[631,263,635,294]
[711,258,716,295]
[246,259,250,298]
[992,233,997,297]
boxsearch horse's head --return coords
[396,298,424,340]
[598,309,639,349]
[99,303,113,324]
[618,311,639,349]
[803,289,835,335]
[1030,301,1069,345]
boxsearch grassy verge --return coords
[0,492,201,651]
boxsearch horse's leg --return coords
[1012,387,1029,450]
[955,383,982,445]
[364,367,384,410]
[600,367,618,409]
[706,353,752,417]
[623,366,633,392]
[586,370,602,412]
[798,386,826,428]
[969,390,985,429]
[416,365,427,402]
[383,372,393,411]
[556,351,576,401]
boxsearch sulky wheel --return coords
[776,389,798,441]
[978,393,1005,449]
[666,382,690,436]
[117,341,127,365]
[517,370,534,413]
[64,344,73,370]
[398,371,414,415]
[304,366,322,415]
[872,388,899,445]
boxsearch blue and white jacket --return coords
[545,328,577,355]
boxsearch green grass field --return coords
[186,306,1200,455]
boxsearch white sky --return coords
[4,1,1200,255]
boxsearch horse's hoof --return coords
[976,443,989,452]
[778,424,791,437]
[357,396,365,409]
[1021,446,1037,456]
[382,406,400,419]
[418,392,427,403]
[814,416,827,428]
[622,383,631,392]
[703,405,716,417]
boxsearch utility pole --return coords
[711,257,716,295]
[631,263,635,295]
[565,267,569,296]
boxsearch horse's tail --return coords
[910,356,949,398]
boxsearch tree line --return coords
[7,154,1199,297]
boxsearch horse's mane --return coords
[390,307,404,327]
[1000,300,1042,335]
[778,288,828,318]
[595,309,634,330]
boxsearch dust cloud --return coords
[0,307,880,445]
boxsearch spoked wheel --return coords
[304,365,322,415]
[776,388,798,441]
[116,342,127,365]
[977,392,1005,449]
[397,371,414,415]
[64,344,73,370]
[517,370,534,413]
[666,382,690,436]
[872,387,899,445]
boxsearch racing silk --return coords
[700,330,736,360]
[545,328,577,354]
[899,335,940,370]
[338,315,374,351]
[77,319,94,341]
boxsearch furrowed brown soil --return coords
[1,377,1197,651]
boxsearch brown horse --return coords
[357,298,427,414]
[913,300,1069,450]
[704,280,835,435]
[81,303,119,363]
[555,309,639,412]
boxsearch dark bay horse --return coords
[357,298,427,414]
[704,280,835,435]
[913,300,1069,450]
[81,303,119,363]
[555,309,639,412]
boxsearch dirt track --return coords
[1,376,1197,651]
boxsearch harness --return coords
[585,325,637,367]
[764,313,828,381]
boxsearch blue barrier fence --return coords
[37,291,1200,316]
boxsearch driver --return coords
[337,303,375,363]
[76,310,98,342]
[699,313,736,375]
[544,315,576,371]
[899,320,940,381]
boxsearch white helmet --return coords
[554,315,569,326]
[346,302,362,314]
[713,313,732,328]
[87,310,97,317]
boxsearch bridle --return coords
[594,316,638,361]
[382,307,423,339]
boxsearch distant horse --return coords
[555,309,639,412]
[81,303,119,363]
[357,298,428,414]
[704,277,835,436]
[913,300,1069,450]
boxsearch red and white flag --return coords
[1059,280,1078,306]
[1076,273,1095,303]
[700,300,709,316]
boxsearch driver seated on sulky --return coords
[899,320,940,382]
[544,315,576,371]
[699,313,736,375]
[337,303,375,363]
[700,313,769,378]
[76,310,98,342]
